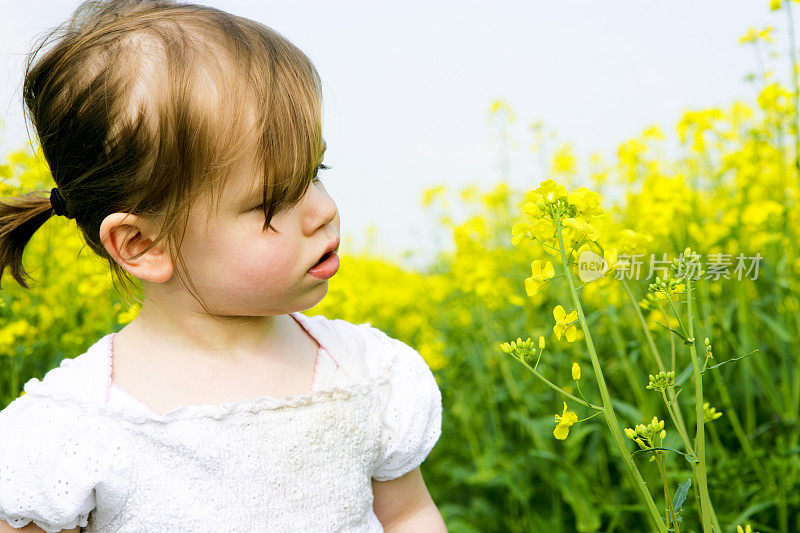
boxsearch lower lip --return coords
[307,252,339,280]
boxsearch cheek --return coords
[228,235,303,288]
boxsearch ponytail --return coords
[0,191,63,289]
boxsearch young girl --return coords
[0,1,444,531]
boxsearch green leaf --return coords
[729,500,777,528]
[672,478,692,511]
[554,468,602,532]
[631,447,698,464]
[654,320,690,342]
[753,308,792,343]
[609,397,642,424]
[702,349,759,373]
[675,362,693,386]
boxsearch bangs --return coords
[248,48,327,232]
[163,13,326,232]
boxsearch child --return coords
[0,1,444,531]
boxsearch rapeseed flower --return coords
[531,179,568,205]
[553,401,578,440]
[553,305,579,342]
[499,337,536,364]
[703,402,723,423]
[572,362,581,380]
[562,217,601,242]
[524,260,555,296]
[646,370,675,392]
[739,25,774,44]
[625,417,666,462]
[566,187,603,217]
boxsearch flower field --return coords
[2,3,800,532]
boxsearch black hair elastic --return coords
[50,187,70,219]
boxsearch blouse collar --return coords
[20,312,388,423]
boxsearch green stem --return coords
[656,453,680,533]
[621,281,692,454]
[660,390,697,460]
[666,296,688,339]
[686,277,716,532]
[517,358,603,411]
[555,219,668,533]
[574,379,594,407]
[609,315,650,410]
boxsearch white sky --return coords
[0,1,776,269]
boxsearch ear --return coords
[99,213,173,283]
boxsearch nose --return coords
[305,181,339,234]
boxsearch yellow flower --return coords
[703,402,723,423]
[553,305,579,342]
[572,362,581,380]
[522,201,544,218]
[602,248,626,276]
[562,217,601,242]
[567,187,603,217]
[489,99,515,122]
[739,25,774,44]
[531,179,568,204]
[421,184,447,207]
[737,525,758,533]
[550,143,577,176]
[553,401,578,440]
[770,0,781,11]
[524,260,555,296]
[511,222,533,246]
[530,218,557,240]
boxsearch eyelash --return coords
[313,163,330,180]
[251,163,330,211]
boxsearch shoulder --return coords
[20,333,114,408]
[292,312,427,382]
[0,390,111,451]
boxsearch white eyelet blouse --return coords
[0,312,443,532]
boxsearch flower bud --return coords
[572,362,581,380]
[539,336,546,350]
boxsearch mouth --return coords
[312,250,335,267]
[307,238,341,279]
[310,238,340,268]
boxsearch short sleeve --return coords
[0,394,101,532]
[370,331,443,481]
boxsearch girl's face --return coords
[176,163,340,317]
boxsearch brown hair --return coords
[0,0,327,316]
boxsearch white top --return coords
[0,312,443,532]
